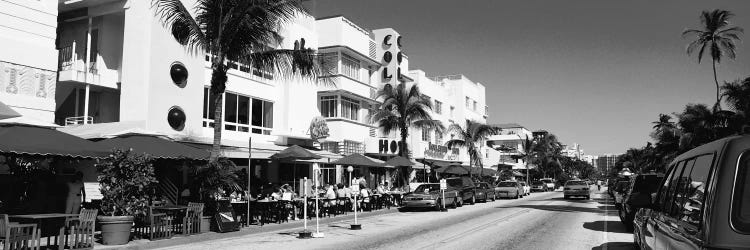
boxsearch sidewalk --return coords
[96,208,397,250]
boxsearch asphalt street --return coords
[156,187,633,250]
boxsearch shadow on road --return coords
[583,220,630,233]
[549,197,592,203]
[598,205,617,211]
[495,204,608,214]
[591,241,635,250]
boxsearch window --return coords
[251,98,273,135]
[422,128,431,142]
[319,53,337,76]
[341,54,359,80]
[321,141,339,154]
[436,131,443,145]
[320,96,337,117]
[733,151,750,233]
[341,96,360,121]
[674,154,713,229]
[465,97,471,109]
[659,160,689,215]
[341,140,363,155]
[434,100,442,114]
[202,87,216,127]
[473,101,478,111]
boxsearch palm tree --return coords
[683,9,743,107]
[153,0,323,161]
[369,83,444,183]
[512,135,536,185]
[652,113,676,132]
[533,133,563,179]
[445,120,502,179]
[722,77,750,127]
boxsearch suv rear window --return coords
[732,152,750,233]
[497,182,517,187]
[566,181,586,186]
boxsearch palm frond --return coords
[152,0,207,54]
[445,139,466,149]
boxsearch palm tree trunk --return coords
[209,60,228,162]
[713,59,721,109]
[399,126,410,187]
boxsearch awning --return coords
[0,124,109,158]
[96,134,210,160]
[418,158,465,168]
[0,101,21,120]
[435,165,469,175]
[471,167,499,176]
[385,156,417,167]
[0,116,60,128]
[330,153,389,168]
[270,145,321,160]
[182,142,341,161]
[58,120,148,139]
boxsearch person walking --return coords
[596,180,602,191]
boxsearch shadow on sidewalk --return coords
[583,220,630,233]
[591,241,635,250]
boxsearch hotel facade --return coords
[1,0,494,192]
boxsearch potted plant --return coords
[193,157,241,232]
[96,149,158,245]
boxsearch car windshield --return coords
[497,182,517,187]
[414,184,440,193]
[447,179,463,187]
[566,181,586,186]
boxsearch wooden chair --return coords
[182,203,203,235]
[59,209,97,250]
[1,214,40,250]
[148,205,174,240]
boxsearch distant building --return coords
[486,123,534,170]
[594,154,619,175]
[561,143,584,160]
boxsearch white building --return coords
[486,123,535,170]
[1,1,491,190]
[561,143,585,160]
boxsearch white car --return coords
[518,181,531,196]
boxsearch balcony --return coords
[58,41,101,85]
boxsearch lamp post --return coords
[347,166,361,230]
[425,168,431,183]
[312,165,324,238]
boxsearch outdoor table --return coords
[251,200,279,225]
[9,213,79,247]
[230,201,249,226]
[152,205,188,235]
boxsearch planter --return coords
[97,215,134,245]
[201,215,211,233]
[298,230,312,239]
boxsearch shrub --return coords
[97,149,158,217]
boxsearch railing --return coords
[58,41,77,71]
[157,178,179,205]
[64,116,93,126]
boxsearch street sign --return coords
[440,179,447,190]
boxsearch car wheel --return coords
[491,194,496,201]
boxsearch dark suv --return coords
[445,176,477,205]
[618,173,664,231]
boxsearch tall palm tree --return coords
[370,83,444,183]
[652,113,676,132]
[683,9,743,108]
[445,120,501,179]
[533,133,563,179]
[153,0,323,161]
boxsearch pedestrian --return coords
[596,180,602,191]
[65,171,85,214]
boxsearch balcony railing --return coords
[65,116,93,126]
[58,41,99,84]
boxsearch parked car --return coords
[445,176,476,205]
[475,182,496,202]
[633,135,750,250]
[530,181,546,192]
[495,181,521,199]
[540,178,556,191]
[402,183,460,210]
[563,180,590,199]
[618,173,664,231]
[612,180,631,209]
[518,181,531,196]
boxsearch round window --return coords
[167,106,186,131]
[383,51,392,63]
[170,62,188,87]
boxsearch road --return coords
[157,187,633,250]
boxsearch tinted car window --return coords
[667,159,694,216]
[658,161,687,212]
[532,181,543,185]
[566,181,586,186]
[415,184,440,193]
[447,179,463,187]
[673,154,713,228]
[732,152,750,233]
[497,182,517,187]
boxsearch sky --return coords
[310,0,750,155]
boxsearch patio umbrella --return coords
[0,101,21,120]
[330,153,387,167]
[471,167,499,176]
[384,156,414,167]
[0,124,108,158]
[96,134,210,160]
[270,145,322,161]
[435,165,470,175]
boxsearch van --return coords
[445,176,476,205]
[633,135,750,250]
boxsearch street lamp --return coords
[425,168,431,183]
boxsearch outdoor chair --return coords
[1,214,40,250]
[277,201,294,223]
[336,198,349,216]
[182,203,203,235]
[147,204,174,240]
[58,209,97,249]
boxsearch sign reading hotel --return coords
[365,138,404,155]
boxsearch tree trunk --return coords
[713,59,721,109]
[209,61,228,162]
[399,126,410,188]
